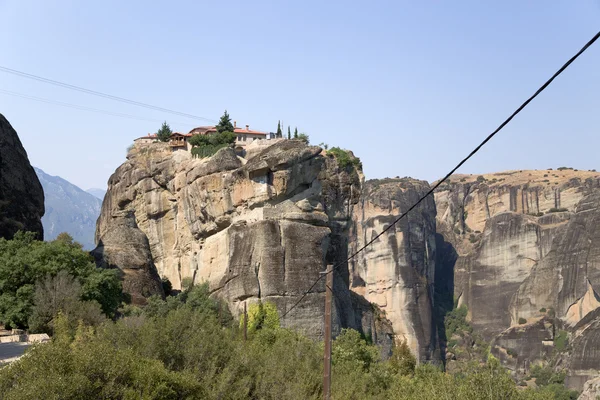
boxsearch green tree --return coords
[287,126,291,139]
[388,339,416,376]
[0,232,122,329]
[215,110,234,133]
[276,120,282,138]
[28,271,105,334]
[156,121,172,142]
[294,127,298,139]
[241,300,280,334]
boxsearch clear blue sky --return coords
[1,0,599,190]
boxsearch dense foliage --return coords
[156,121,172,142]
[0,281,577,399]
[0,232,122,329]
[188,130,235,158]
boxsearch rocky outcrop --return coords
[0,114,44,239]
[349,178,438,362]
[435,170,600,389]
[95,140,396,344]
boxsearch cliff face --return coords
[349,178,438,362]
[0,114,44,240]
[434,169,600,388]
[95,140,407,347]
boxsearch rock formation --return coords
[0,113,44,240]
[435,169,600,389]
[94,140,404,348]
[349,178,438,362]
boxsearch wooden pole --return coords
[323,264,333,400]
[243,302,248,341]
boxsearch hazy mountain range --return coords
[86,188,106,200]
[34,167,102,249]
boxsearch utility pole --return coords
[322,264,333,400]
[243,302,248,341]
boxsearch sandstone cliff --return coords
[349,178,438,362]
[0,113,44,240]
[434,169,600,388]
[94,140,404,348]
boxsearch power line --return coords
[281,29,600,320]
[0,89,197,127]
[0,65,218,123]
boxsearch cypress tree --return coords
[294,127,298,139]
[287,126,291,140]
[276,121,282,138]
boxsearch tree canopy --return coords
[156,121,172,142]
[215,110,234,133]
[276,121,282,138]
[0,231,122,329]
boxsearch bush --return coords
[518,317,527,325]
[557,167,572,171]
[539,308,547,313]
[476,175,485,182]
[297,133,310,144]
[191,144,229,158]
[326,147,362,171]
[554,330,568,352]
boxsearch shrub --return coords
[539,307,547,313]
[191,144,229,158]
[506,348,518,358]
[297,133,310,144]
[476,175,485,182]
[557,167,572,171]
[241,300,280,334]
[554,330,568,352]
[388,339,416,376]
[518,317,527,324]
[327,147,362,171]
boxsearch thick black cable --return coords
[0,65,217,123]
[281,29,600,319]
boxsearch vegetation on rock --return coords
[189,131,235,158]
[327,147,362,171]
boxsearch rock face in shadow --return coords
[434,170,600,389]
[349,178,438,362]
[95,140,395,345]
[0,114,44,240]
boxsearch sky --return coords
[1,1,599,190]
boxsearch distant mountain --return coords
[86,188,106,200]
[34,167,102,249]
